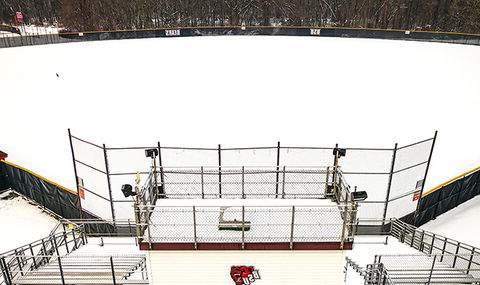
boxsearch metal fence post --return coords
[467,247,475,274]
[58,256,65,285]
[103,144,117,228]
[427,255,436,284]
[241,166,245,199]
[41,239,47,264]
[68,129,83,219]
[200,166,205,199]
[14,249,23,276]
[63,230,70,254]
[419,230,425,252]
[331,144,339,198]
[275,141,281,198]
[282,166,286,199]
[52,233,62,255]
[242,206,245,250]
[414,131,438,226]
[72,229,77,250]
[157,142,165,194]
[1,257,12,285]
[452,241,460,267]
[429,233,435,254]
[290,206,295,250]
[29,244,37,269]
[218,144,222,198]
[110,256,117,285]
[193,206,197,250]
[440,237,447,262]
[382,143,397,226]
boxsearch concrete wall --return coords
[147,250,345,285]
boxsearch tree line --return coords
[1,0,479,34]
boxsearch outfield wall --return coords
[413,167,480,226]
[1,26,480,49]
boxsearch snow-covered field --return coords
[1,36,479,193]
[0,191,59,253]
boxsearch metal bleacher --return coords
[13,255,147,285]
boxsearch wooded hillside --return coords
[1,0,479,34]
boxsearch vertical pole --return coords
[68,129,83,219]
[414,131,438,226]
[1,257,12,285]
[29,244,37,269]
[72,229,77,250]
[331,144,339,198]
[281,166,286,199]
[427,255,436,284]
[193,206,197,250]
[430,234,435,254]
[382,143,398,227]
[62,231,69,254]
[110,257,117,285]
[440,237,447,262]
[103,144,117,228]
[419,230,425,252]
[152,151,158,202]
[14,250,23,276]
[452,242,460,267]
[218,144,222,198]
[41,239,47,264]
[290,206,295,250]
[200,166,205,199]
[242,206,245,250]
[128,219,132,237]
[275,141,281,198]
[58,256,65,285]
[325,166,330,198]
[467,247,475,274]
[241,166,245,199]
[157,142,165,195]
[410,229,416,248]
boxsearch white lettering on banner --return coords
[310,29,321,36]
[165,29,181,36]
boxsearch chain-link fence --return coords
[68,130,437,226]
[137,204,356,250]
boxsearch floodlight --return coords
[333,148,346,157]
[352,191,368,202]
[145,148,158,159]
[121,184,136,198]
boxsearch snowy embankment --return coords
[421,195,480,248]
[0,191,59,253]
[0,25,58,37]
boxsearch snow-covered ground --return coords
[422,195,480,248]
[0,36,479,193]
[0,191,59,253]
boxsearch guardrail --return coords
[2,255,147,285]
[0,225,86,285]
[139,166,334,201]
[136,203,357,250]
